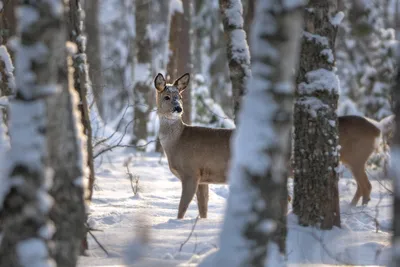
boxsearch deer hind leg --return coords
[350,182,362,206]
[196,184,209,218]
[350,165,372,206]
[177,178,199,219]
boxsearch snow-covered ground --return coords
[78,148,393,267]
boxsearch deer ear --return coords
[173,73,190,93]
[154,73,166,92]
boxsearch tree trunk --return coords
[85,0,104,117]
[0,1,63,265]
[293,0,341,230]
[242,0,254,47]
[209,11,232,117]
[0,0,16,49]
[166,0,192,124]
[219,0,251,122]
[47,56,87,267]
[68,0,95,203]
[45,1,87,266]
[213,0,303,266]
[390,45,400,267]
[68,0,96,254]
[132,0,152,145]
[153,0,170,153]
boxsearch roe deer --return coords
[155,73,232,219]
[291,115,393,206]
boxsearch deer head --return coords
[154,73,190,120]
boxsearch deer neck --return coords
[158,115,185,151]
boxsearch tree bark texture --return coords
[293,0,341,230]
[219,0,251,122]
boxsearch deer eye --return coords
[164,96,170,101]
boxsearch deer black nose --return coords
[174,106,182,113]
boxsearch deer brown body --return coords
[338,115,381,206]
[155,73,386,219]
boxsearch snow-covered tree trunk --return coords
[132,0,152,145]
[0,1,63,266]
[167,0,192,124]
[219,0,251,121]
[292,0,341,229]
[68,0,95,203]
[390,47,400,267]
[211,1,303,266]
[85,0,104,117]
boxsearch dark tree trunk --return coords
[390,42,400,267]
[242,0,254,47]
[85,0,104,117]
[0,0,16,48]
[132,0,152,145]
[293,0,341,230]
[166,0,192,124]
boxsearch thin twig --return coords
[179,215,200,252]
[94,139,158,159]
[85,224,109,256]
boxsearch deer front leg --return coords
[178,178,199,219]
[196,184,209,218]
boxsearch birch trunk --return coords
[219,0,251,121]
[212,0,303,266]
[292,0,341,229]
[0,1,63,265]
